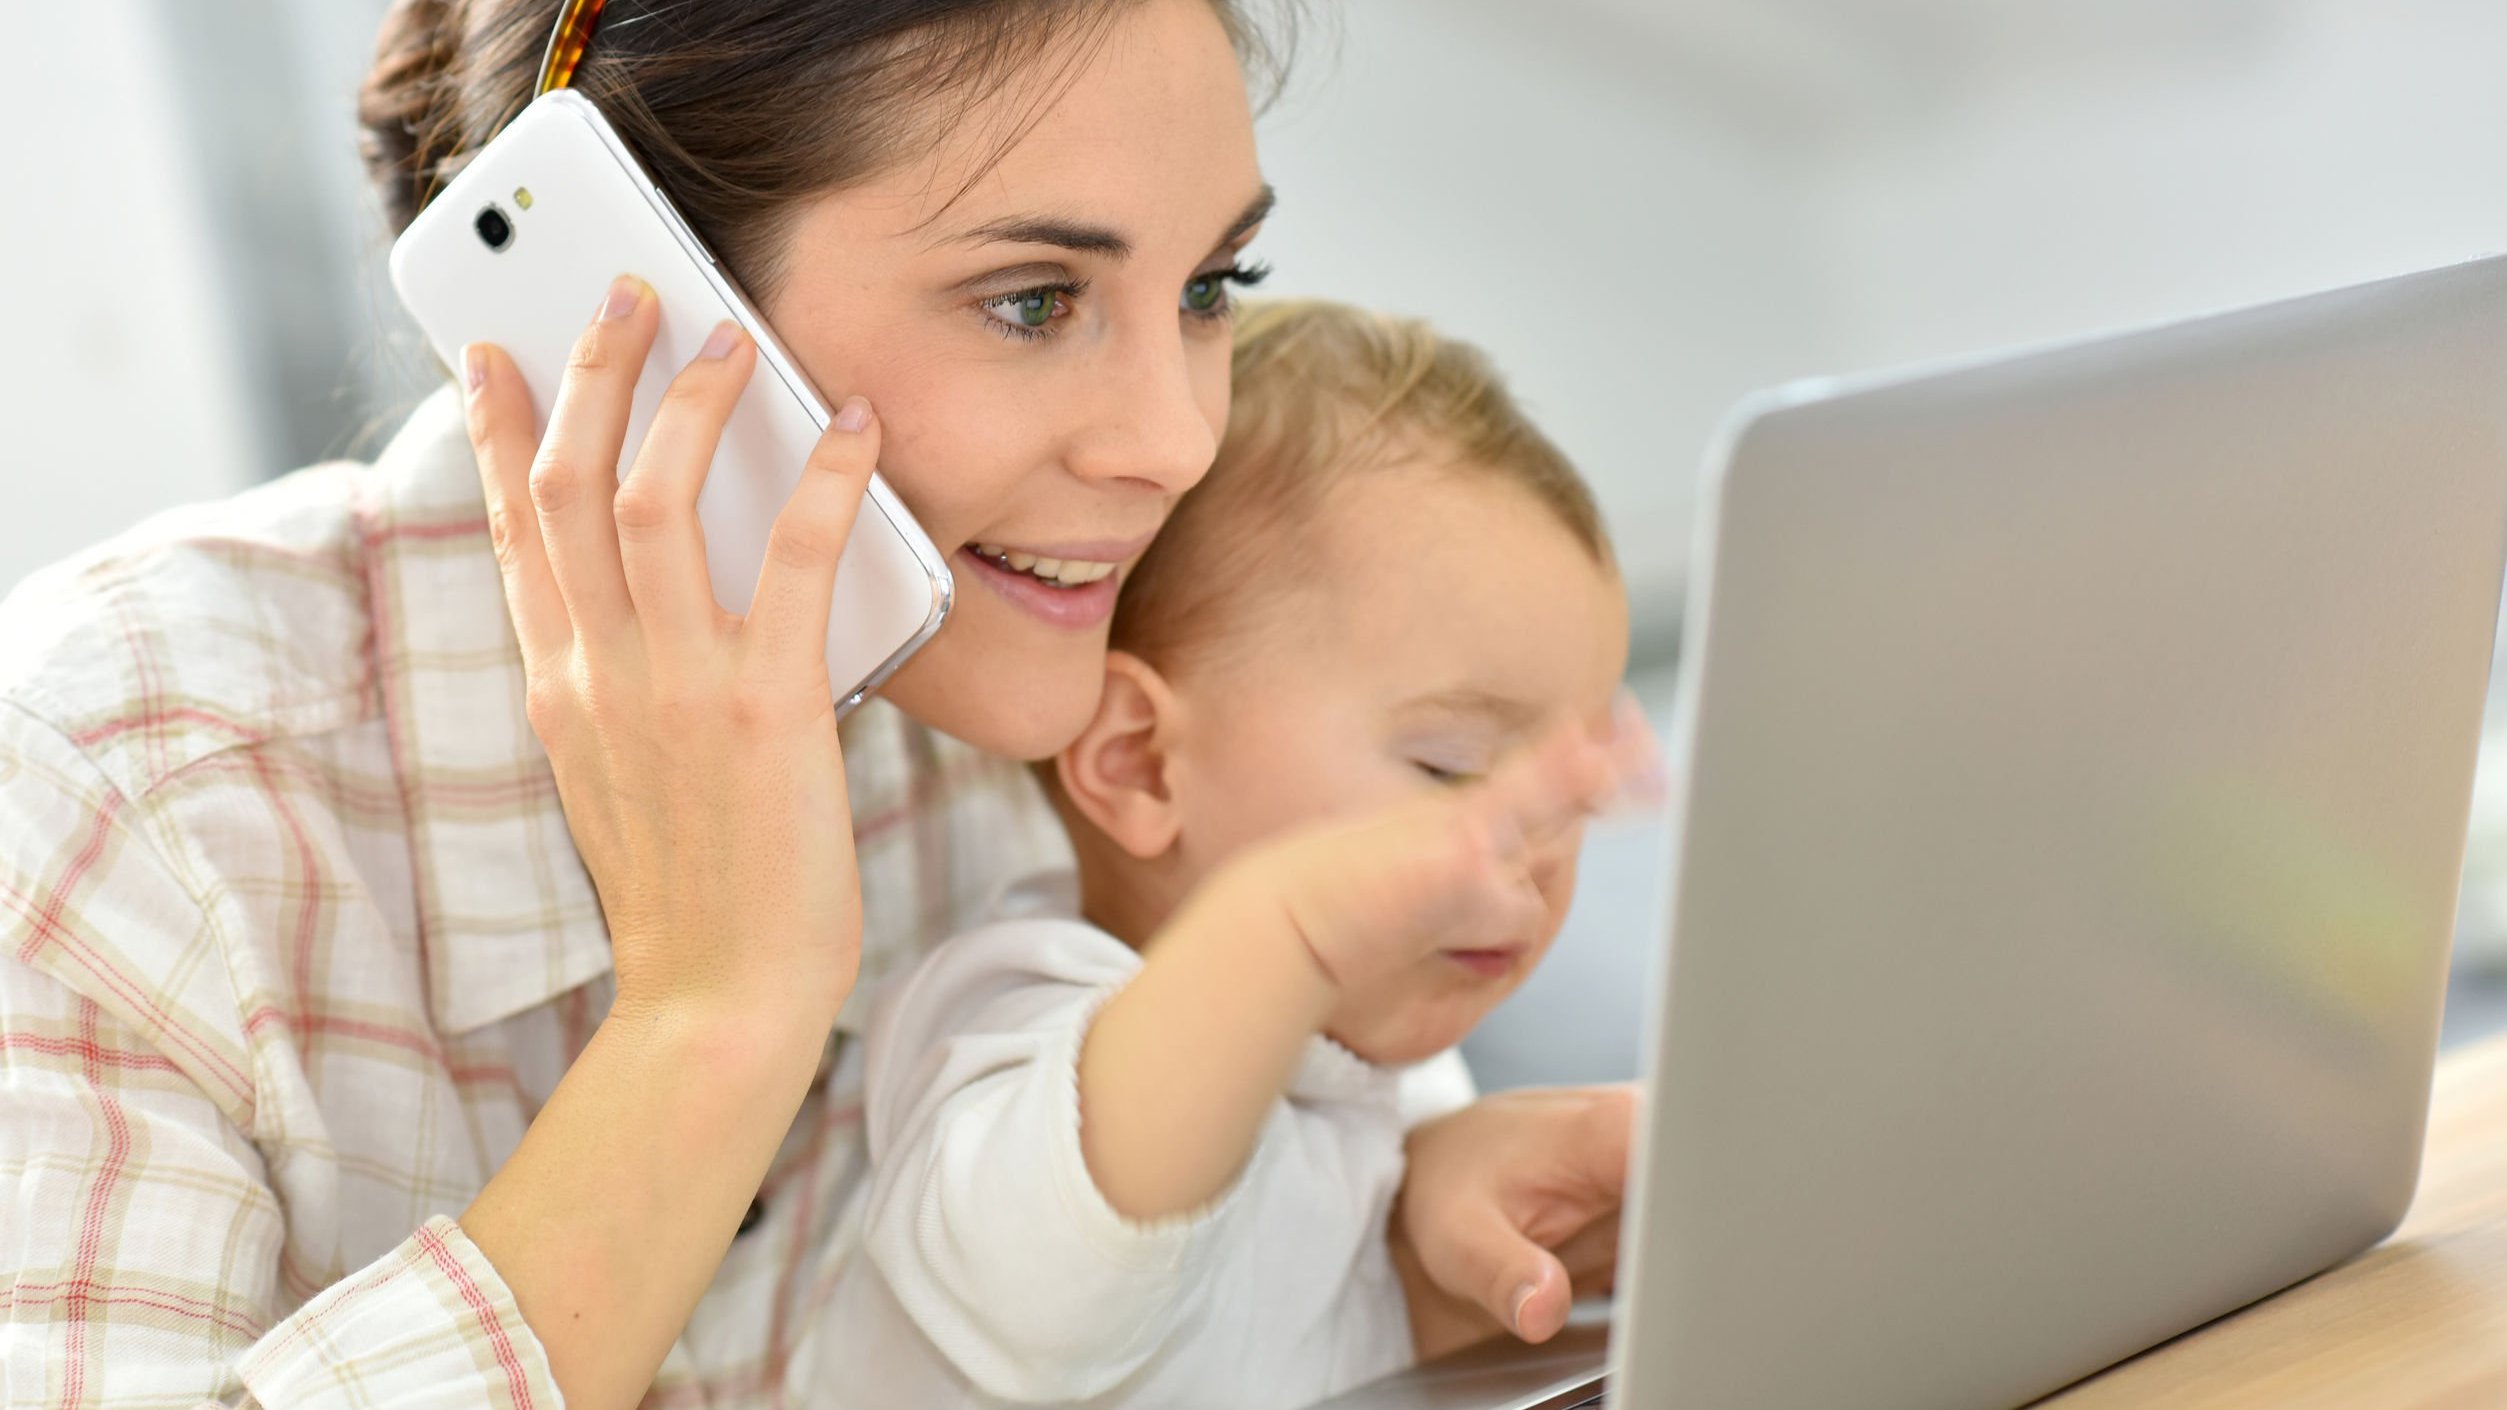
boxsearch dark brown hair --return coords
[1113,298,1612,674]
[359,0,1290,299]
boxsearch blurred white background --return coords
[9,0,2507,1085]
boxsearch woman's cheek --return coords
[1190,337,1232,458]
[863,406,983,550]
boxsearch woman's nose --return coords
[1061,328,1222,494]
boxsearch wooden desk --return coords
[2033,1033,2507,1408]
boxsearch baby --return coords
[821,300,1650,1408]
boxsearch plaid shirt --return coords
[0,390,1072,1410]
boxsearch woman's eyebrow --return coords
[953,215,1133,260]
[942,185,1276,263]
[1216,185,1277,249]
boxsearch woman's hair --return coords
[1112,298,1612,674]
[360,0,1292,299]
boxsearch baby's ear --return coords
[1055,652,1185,861]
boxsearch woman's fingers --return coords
[531,275,656,634]
[744,397,879,675]
[1400,1088,1636,1350]
[1451,1199,1574,1343]
[1548,1209,1624,1296]
[462,343,570,664]
[617,321,755,647]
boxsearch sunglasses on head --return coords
[536,0,610,96]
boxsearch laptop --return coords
[1312,252,2507,1409]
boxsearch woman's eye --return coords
[1181,260,1271,321]
[1413,760,1477,787]
[978,285,1075,338]
[1182,274,1228,315]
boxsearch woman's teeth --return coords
[972,543,1119,588]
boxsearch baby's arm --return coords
[852,920,1230,1402]
[1079,712,1654,1220]
[849,921,1501,1406]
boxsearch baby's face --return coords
[1166,461,1631,1065]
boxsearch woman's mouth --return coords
[960,541,1133,630]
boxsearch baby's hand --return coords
[1262,701,1663,993]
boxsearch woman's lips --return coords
[957,546,1125,631]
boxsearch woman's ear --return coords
[1055,652,1187,861]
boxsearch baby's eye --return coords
[1412,760,1479,787]
[979,285,1076,339]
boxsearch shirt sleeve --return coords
[1,958,562,1410]
[848,921,1230,1404]
[0,707,562,1410]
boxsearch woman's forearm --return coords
[461,997,828,1410]
[1077,872,1337,1221]
[452,312,891,1410]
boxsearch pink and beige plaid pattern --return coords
[0,391,1072,1409]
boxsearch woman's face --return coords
[762,0,1267,759]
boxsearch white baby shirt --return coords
[819,872,1472,1408]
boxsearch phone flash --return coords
[513,187,535,211]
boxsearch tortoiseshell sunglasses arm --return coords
[535,0,611,96]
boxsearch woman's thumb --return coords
[1434,1202,1575,1344]
[1500,1242,1574,1343]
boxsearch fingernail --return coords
[598,275,644,322]
[461,345,487,394]
[833,396,872,434]
[1509,1282,1539,1335]
[699,321,742,360]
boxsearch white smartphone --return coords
[388,89,952,715]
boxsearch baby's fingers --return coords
[1471,699,1664,863]
[1594,694,1670,814]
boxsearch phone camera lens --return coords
[474,205,514,252]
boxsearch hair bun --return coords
[359,0,470,235]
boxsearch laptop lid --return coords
[1614,253,2507,1409]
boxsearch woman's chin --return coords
[875,614,1107,761]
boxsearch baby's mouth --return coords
[1445,947,1523,980]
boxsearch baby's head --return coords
[1053,299,1630,1065]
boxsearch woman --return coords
[0,2,1629,1406]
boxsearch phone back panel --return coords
[388,91,950,711]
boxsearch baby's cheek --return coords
[1532,840,1585,931]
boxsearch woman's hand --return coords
[454,276,887,1410]
[1392,1085,1639,1361]
[462,275,878,1034]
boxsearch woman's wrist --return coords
[603,976,841,1079]
[460,982,834,1410]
